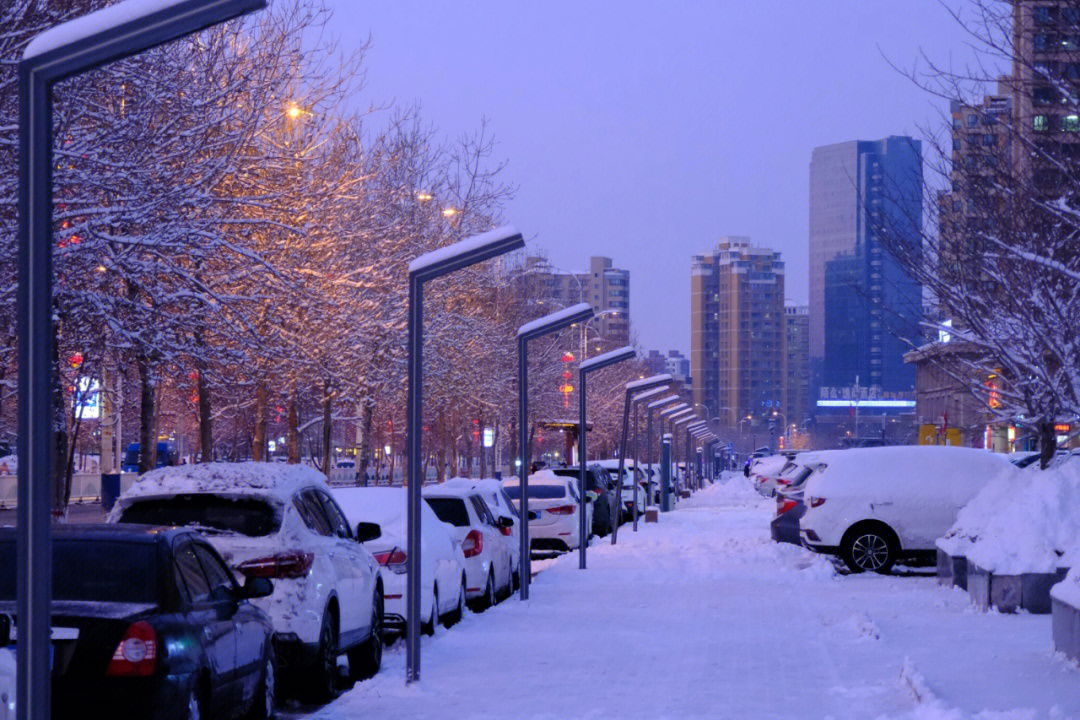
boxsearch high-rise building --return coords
[645,350,691,388]
[691,237,786,426]
[525,255,630,345]
[809,136,923,396]
[785,305,811,426]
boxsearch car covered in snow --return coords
[799,446,1018,573]
[770,452,840,545]
[109,462,384,701]
[422,484,516,610]
[594,459,647,521]
[503,471,592,554]
[750,455,794,497]
[441,478,523,578]
[0,524,276,720]
[332,487,466,635]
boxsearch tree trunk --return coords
[321,380,332,475]
[478,413,487,479]
[197,369,212,463]
[357,398,373,484]
[137,351,157,474]
[1038,419,1056,470]
[252,381,268,462]
[287,396,299,464]
[508,421,517,479]
[51,328,69,517]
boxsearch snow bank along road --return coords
[290,476,1079,720]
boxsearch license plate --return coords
[8,627,79,642]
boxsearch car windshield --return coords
[502,484,567,500]
[118,494,280,537]
[552,469,599,489]
[0,539,159,604]
[425,497,471,527]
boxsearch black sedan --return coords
[0,524,276,720]
[553,465,615,537]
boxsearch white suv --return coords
[110,462,383,701]
[503,471,592,553]
[423,485,515,610]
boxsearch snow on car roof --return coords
[803,445,1015,503]
[422,482,482,498]
[118,461,331,503]
[503,470,568,487]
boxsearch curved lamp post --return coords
[516,302,594,600]
[624,384,672,533]
[406,226,525,682]
[611,375,672,542]
[645,395,682,503]
[17,2,267,717]
[577,346,636,569]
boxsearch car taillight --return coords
[547,505,576,515]
[809,497,826,508]
[106,621,157,677]
[462,529,483,558]
[776,479,790,486]
[373,548,408,574]
[237,550,314,579]
[498,525,512,537]
[777,498,798,515]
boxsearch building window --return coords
[1034,6,1055,25]
[982,133,996,146]
[966,114,978,127]
[1034,34,1051,53]
[1063,114,1080,132]
[1034,87,1056,105]
[1034,115,1050,132]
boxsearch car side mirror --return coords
[355,521,382,543]
[241,576,274,600]
[0,614,9,648]
[497,516,514,529]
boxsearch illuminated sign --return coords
[73,377,100,420]
[816,400,916,409]
[482,427,495,448]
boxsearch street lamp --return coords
[406,225,525,682]
[645,395,682,503]
[577,345,636,569]
[17,1,267,716]
[516,302,593,600]
[625,384,671,533]
[612,375,672,542]
[579,308,619,359]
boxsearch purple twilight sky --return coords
[328,1,982,355]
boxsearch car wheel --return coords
[841,524,898,574]
[473,571,495,612]
[307,611,341,703]
[244,647,275,720]
[349,590,383,681]
[183,686,204,720]
[422,586,438,636]
[443,579,465,628]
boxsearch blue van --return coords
[120,441,177,473]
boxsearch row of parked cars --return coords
[752,445,1049,574]
[0,457,691,720]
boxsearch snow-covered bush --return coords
[937,463,1080,575]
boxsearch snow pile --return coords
[113,461,330,504]
[709,472,768,508]
[938,463,1080,575]
[1053,566,1080,608]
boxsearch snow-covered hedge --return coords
[937,463,1080,576]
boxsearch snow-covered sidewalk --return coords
[302,476,1079,719]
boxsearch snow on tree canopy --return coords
[408,225,521,274]
[517,303,593,337]
[23,0,192,59]
[626,374,673,391]
[116,461,332,504]
[579,346,636,371]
